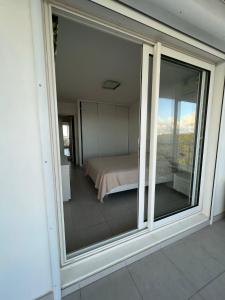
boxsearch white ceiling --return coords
[55,16,199,105]
[120,0,225,53]
[55,16,141,105]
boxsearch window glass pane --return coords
[53,14,143,255]
[154,56,209,220]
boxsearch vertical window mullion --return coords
[147,42,162,230]
[138,44,152,229]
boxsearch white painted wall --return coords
[128,102,139,153]
[0,1,53,299]
[212,63,225,217]
[81,102,129,161]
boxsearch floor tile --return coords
[162,238,224,290]
[189,293,204,300]
[67,221,113,252]
[70,203,105,230]
[199,272,225,300]
[187,225,225,267]
[128,251,195,300]
[212,219,225,235]
[63,290,81,300]
[81,268,142,300]
[107,210,137,236]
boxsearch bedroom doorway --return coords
[59,115,76,164]
[53,13,152,256]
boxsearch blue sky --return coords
[158,98,196,120]
[157,98,197,134]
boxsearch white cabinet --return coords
[81,102,129,161]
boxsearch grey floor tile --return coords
[67,221,113,252]
[187,225,225,267]
[107,210,137,236]
[81,268,142,300]
[128,251,195,300]
[199,272,225,300]
[63,290,81,300]
[189,293,204,300]
[212,219,225,235]
[64,166,193,253]
[70,203,105,230]
[162,238,224,290]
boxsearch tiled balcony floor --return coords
[64,218,225,300]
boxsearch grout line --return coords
[127,266,144,300]
[161,231,225,300]
[159,249,199,292]
[187,270,225,300]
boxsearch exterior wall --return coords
[0,1,53,299]
[212,63,225,217]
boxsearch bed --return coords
[84,153,173,202]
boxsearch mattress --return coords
[85,153,173,202]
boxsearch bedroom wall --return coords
[0,1,53,299]
[128,102,139,153]
[81,102,129,161]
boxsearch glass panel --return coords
[52,14,145,255]
[154,56,209,220]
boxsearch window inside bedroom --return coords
[53,14,145,254]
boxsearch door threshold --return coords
[61,212,209,297]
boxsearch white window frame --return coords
[147,45,215,230]
[39,0,223,289]
[43,1,156,266]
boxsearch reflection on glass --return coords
[154,56,209,220]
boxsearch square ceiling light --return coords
[102,80,121,90]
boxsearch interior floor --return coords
[64,166,190,253]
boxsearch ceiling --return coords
[55,16,199,105]
[55,16,141,105]
[120,0,225,53]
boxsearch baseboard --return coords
[36,291,54,300]
[61,218,209,297]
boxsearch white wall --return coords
[128,102,139,153]
[0,1,53,299]
[81,102,129,161]
[212,63,225,217]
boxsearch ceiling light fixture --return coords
[102,80,121,90]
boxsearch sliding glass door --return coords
[154,56,209,220]
[145,47,210,226]
[49,9,212,263]
[52,12,156,258]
